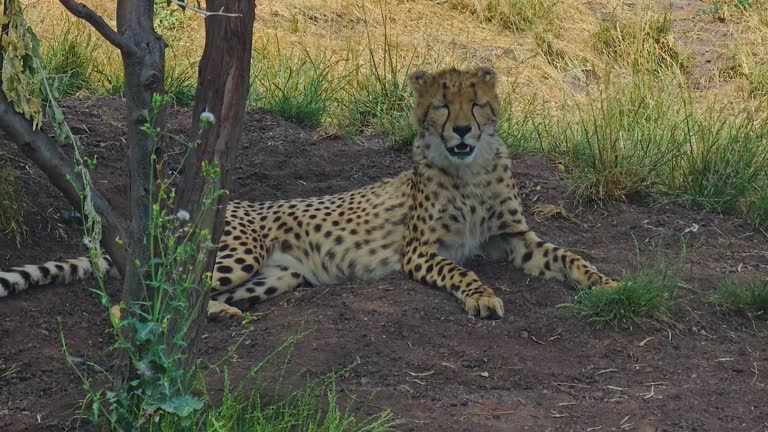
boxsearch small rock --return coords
[637,422,661,432]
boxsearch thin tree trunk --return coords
[110,0,166,388]
[115,0,166,307]
[175,0,256,367]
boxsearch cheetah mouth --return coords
[447,143,476,159]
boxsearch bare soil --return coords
[1,97,767,432]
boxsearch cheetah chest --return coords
[437,191,496,264]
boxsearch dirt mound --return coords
[0,97,766,431]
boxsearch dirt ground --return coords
[0,97,767,432]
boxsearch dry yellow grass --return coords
[14,0,768,226]
[23,0,768,110]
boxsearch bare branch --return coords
[58,0,136,54]
[169,0,242,17]
[0,92,129,274]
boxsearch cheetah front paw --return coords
[465,294,504,320]
[207,300,244,320]
[592,276,619,291]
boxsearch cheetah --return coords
[0,67,618,320]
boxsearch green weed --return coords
[63,95,223,430]
[711,276,768,317]
[707,0,766,22]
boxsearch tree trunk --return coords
[115,0,166,307]
[174,0,256,367]
[110,0,166,388]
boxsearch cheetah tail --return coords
[0,255,121,297]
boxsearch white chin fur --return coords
[421,134,499,174]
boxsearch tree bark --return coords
[115,0,166,308]
[174,0,256,367]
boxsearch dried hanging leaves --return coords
[1,0,43,129]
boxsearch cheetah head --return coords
[409,67,501,168]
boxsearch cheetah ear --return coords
[475,67,497,86]
[409,70,430,93]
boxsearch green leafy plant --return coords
[58,94,222,429]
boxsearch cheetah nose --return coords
[452,125,471,138]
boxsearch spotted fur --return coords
[0,67,617,319]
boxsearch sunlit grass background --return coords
[6,0,767,236]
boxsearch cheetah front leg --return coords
[206,219,269,318]
[484,199,617,289]
[493,231,618,289]
[402,245,505,319]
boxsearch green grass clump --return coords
[180,370,397,432]
[546,75,684,201]
[0,160,26,245]
[249,42,342,130]
[344,49,417,148]
[482,0,558,32]
[711,277,768,317]
[559,252,679,329]
[519,70,768,225]
[40,25,97,98]
[666,105,768,215]
[746,188,768,230]
[165,59,197,107]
